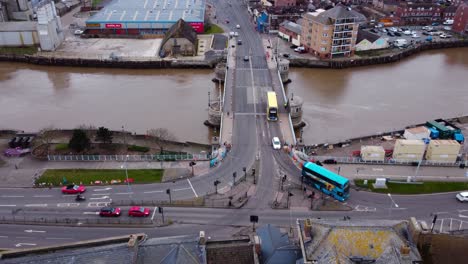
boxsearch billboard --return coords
[189,22,204,33]
[105,23,123,29]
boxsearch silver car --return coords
[456,192,468,202]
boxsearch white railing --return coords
[47,153,210,162]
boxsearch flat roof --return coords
[86,0,206,24]
[0,22,37,32]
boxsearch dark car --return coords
[323,159,338,164]
[394,32,402,36]
[370,29,378,33]
[387,32,395,37]
[422,31,430,36]
[431,22,440,26]
[401,27,409,31]
[99,207,121,217]
[237,40,242,45]
[290,44,298,49]
[283,53,290,58]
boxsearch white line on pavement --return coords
[143,190,164,194]
[0,236,8,238]
[92,193,110,196]
[57,203,80,207]
[25,204,48,207]
[372,168,383,171]
[83,212,100,215]
[0,205,16,207]
[94,188,112,191]
[33,195,53,198]
[1,195,24,198]
[15,243,37,247]
[173,187,191,191]
[187,179,198,197]
[45,237,72,240]
[90,196,109,200]
[151,206,157,221]
[25,230,46,233]
[115,192,133,195]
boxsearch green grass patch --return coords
[128,145,150,153]
[38,169,163,186]
[0,46,37,55]
[355,179,468,194]
[55,143,69,151]
[203,24,224,34]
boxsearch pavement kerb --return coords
[352,188,466,197]
[0,221,162,228]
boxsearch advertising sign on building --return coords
[105,23,123,29]
[189,22,204,33]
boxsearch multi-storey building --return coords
[395,2,442,25]
[453,2,468,34]
[301,4,366,59]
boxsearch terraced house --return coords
[300,5,366,59]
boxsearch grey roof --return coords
[86,0,206,24]
[257,224,302,264]
[305,4,367,25]
[0,22,37,32]
[357,29,381,43]
[280,20,302,34]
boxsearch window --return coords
[322,33,328,37]
[321,47,326,51]
[321,40,327,44]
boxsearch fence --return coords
[0,215,154,226]
[112,197,205,207]
[303,155,467,167]
[47,153,210,162]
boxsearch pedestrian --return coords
[15,164,18,170]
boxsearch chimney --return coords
[199,231,206,245]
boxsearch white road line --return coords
[372,168,383,171]
[0,205,16,207]
[83,212,100,215]
[45,237,72,240]
[33,195,53,198]
[57,203,80,207]
[151,206,157,220]
[1,195,24,198]
[90,196,109,200]
[87,202,110,208]
[173,187,191,191]
[143,190,164,194]
[15,243,37,247]
[0,236,8,238]
[25,230,46,233]
[94,188,112,191]
[115,192,133,195]
[187,179,198,197]
[92,193,110,196]
[25,204,48,207]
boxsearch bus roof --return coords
[303,162,349,185]
[267,91,278,108]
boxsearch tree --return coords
[37,126,58,155]
[147,128,176,154]
[69,129,91,152]
[96,127,113,144]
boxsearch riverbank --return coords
[1,39,467,69]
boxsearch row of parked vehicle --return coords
[8,136,34,148]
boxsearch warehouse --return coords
[85,0,206,37]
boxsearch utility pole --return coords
[159,207,164,224]
[214,180,221,194]
[232,172,237,186]
[166,189,172,204]
[252,168,256,184]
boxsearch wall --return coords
[0,31,39,46]
[162,38,196,56]
[206,239,255,264]
[418,233,468,264]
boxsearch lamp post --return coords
[214,180,221,194]
[121,155,131,197]
[387,193,399,218]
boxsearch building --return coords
[0,0,33,22]
[159,19,197,57]
[85,0,206,37]
[301,5,366,59]
[395,2,442,26]
[453,2,468,34]
[268,0,297,7]
[0,21,38,46]
[442,5,458,21]
[355,30,389,51]
[372,0,401,13]
[278,20,301,46]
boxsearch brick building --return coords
[301,5,366,59]
[442,5,458,21]
[453,3,468,34]
[269,0,297,7]
[395,2,442,25]
[278,20,302,46]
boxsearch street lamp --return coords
[214,180,221,194]
[387,193,399,218]
[120,154,131,197]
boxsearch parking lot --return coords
[364,25,456,46]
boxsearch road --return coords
[0,0,467,250]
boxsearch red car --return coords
[128,206,150,217]
[61,184,86,194]
[99,207,121,217]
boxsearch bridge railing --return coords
[299,155,467,167]
[47,153,210,162]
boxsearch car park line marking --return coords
[25,204,48,207]
[187,179,198,197]
[83,212,100,215]
[143,190,164,194]
[33,195,52,198]
[94,188,112,191]
[115,192,133,195]
[173,187,191,191]
[0,205,16,207]
[1,195,24,198]
[57,203,80,207]
[92,193,110,196]
[151,206,157,221]
[90,196,109,200]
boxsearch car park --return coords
[128,206,151,217]
[272,137,281,150]
[61,184,86,194]
[456,192,468,202]
[99,207,121,217]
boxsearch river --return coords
[1,48,467,144]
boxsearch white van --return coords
[393,39,408,47]
[443,19,454,25]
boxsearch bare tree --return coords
[147,128,176,154]
[38,126,59,155]
[77,124,96,142]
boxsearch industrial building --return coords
[85,0,206,37]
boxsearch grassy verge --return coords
[128,145,149,152]
[0,46,37,55]
[203,24,224,34]
[355,179,468,194]
[55,143,69,151]
[38,169,163,186]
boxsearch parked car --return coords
[237,39,242,45]
[225,19,229,24]
[128,206,151,217]
[431,22,440,26]
[3,147,31,157]
[323,159,338,164]
[390,27,398,32]
[290,44,298,49]
[282,53,290,58]
[387,31,395,37]
[412,33,420,38]
[422,31,430,36]
[440,33,451,39]
[294,46,305,52]
[61,184,86,194]
[272,137,281,150]
[74,29,84,35]
[400,27,409,31]
[443,26,452,31]
[456,192,468,202]
[370,29,378,33]
[236,24,240,29]
[403,30,412,35]
[99,207,121,217]
[243,56,249,61]
[394,32,402,36]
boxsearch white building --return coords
[36,1,63,51]
[355,30,389,51]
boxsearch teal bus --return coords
[302,161,350,202]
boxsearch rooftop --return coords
[304,5,367,25]
[0,22,37,32]
[356,29,382,43]
[86,0,206,24]
[280,20,302,34]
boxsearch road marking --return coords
[1,195,24,198]
[0,236,8,238]
[92,193,110,196]
[143,190,164,194]
[115,192,133,195]
[0,205,16,207]
[25,204,48,207]
[87,202,110,208]
[15,243,37,247]
[151,206,157,220]
[45,237,72,240]
[83,212,100,215]
[218,186,229,194]
[25,230,46,233]
[187,179,198,197]
[57,203,80,207]
[90,196,109,200]
[372,168,383,171]
[33,195,53,198]
[173,187,191,191]
[94,188,112,191]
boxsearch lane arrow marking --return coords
[15,243,37,247]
